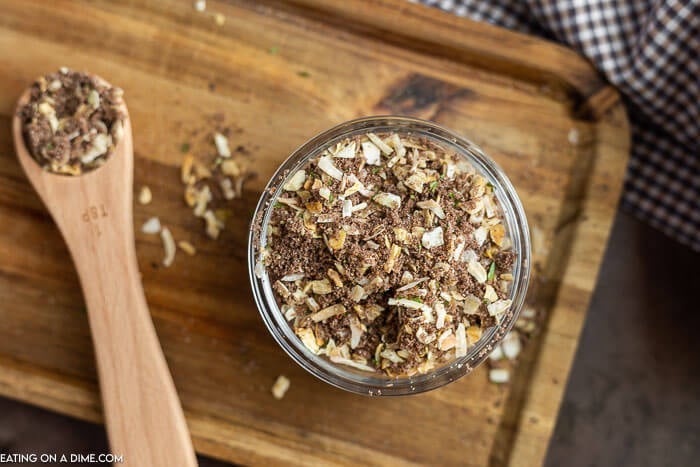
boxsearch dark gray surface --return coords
[1,211,698,466]
[544,211,700,467]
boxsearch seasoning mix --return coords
[19,68,125,175]
[258,132,516,377]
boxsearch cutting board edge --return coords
[505,97,630,467]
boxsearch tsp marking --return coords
[82,204,108,236]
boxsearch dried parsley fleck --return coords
[487,261,496,281]
[429,180,439,192]
[180,143,190,153]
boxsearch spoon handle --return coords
[60,199,198,466]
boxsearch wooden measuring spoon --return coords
[12,79,198,467]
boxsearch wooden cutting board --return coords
[0,1,629,466]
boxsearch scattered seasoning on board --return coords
[137,118,254,267]
[271,375,290,400]
[180,129,254,240]
[141,217,161,235]
[18,68,125,175]
[258,132,516,377]
[193,0,227,27]
[193,0,206,12]
[138,186,152,205]
[161,227,176,267]
[178,240,197,256]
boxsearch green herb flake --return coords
[268,46,279,55]
[429,180,439,192]
[297,70,311,78]
[273,202,284,208]
[487,261,496,281]
[448,192,456,198]
[410,297,423,303]
[180,143,190,153]
[328,193,334,203]
[372,167,382,174]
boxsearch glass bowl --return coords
[248,116,531,395]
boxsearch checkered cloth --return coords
[416,0,700,251]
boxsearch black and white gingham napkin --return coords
[416,0,700,251]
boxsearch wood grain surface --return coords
[0,1,629,466]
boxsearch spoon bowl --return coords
[13,77,197,467]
